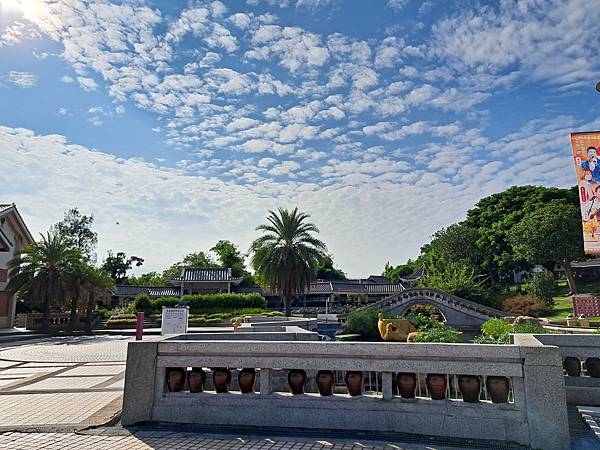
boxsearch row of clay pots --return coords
[288,370,364,396]
[167,367,256,393]
[401,373,509,403]
[563,357,600,377]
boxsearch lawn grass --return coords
[544,279,600,320]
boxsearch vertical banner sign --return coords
[570,131,600,254]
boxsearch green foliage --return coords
[250,207,327,315]
[480,319,513,340]
[162,251,218,279]
[316,255,346,280]
[334,334,362,341]
[205,317,223,324]
[478,318,548,344]
[102,251,144,284]
[137,293,267,314]
[127,271,167,286]
[51,207,98,262]
[345,308,381,339]
[464,185,578,281]
[419,257,487,304]
[383,259,420,283]
[410,328,461,343]
[133,293,152,313]
[528,270,556,306]
[210,240,254,286]
[421,223,482,269]
[404,313,444,331]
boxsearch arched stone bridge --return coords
[369,287,507,330]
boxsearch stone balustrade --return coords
[513,333,600,406]
[123,335,570,449]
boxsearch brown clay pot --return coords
[563,357,581,377]
[486,376,509,403]
[238,368,256,394]
[213,368,231,393]
[458,375,481,403]
[344,371,363,396]
[287,369,306,395]
[396,372,416,399]
[426,374,447,400]
[585,357,600,378]
[187,368,206,393]
[166,367,185,392]
[316,370,335,396]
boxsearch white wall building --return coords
[0,204,34,328]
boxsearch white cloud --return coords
[60,75,75,83]
[6,71,37,88]
[386,0,409,12]
[77,77,98,91]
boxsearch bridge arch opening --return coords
[404,303,447,324]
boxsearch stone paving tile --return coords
[19,362,77,368]
[56,364,124,377]
[0,360,22,369]
[0,392,122,426]
[0,432,470,450]
[0,367,63,376]
[14,376,115,391]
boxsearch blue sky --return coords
[1,0,600,277]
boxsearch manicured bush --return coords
[404,313,444,331]
[133,293,153,313]
[138,293,267,314]
[501,295,549,317]
[345,308,381,339]
[477,318,548,344]
[205,317,222,324]
[480,319,512,340]
[410,328,461,343]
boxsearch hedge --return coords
[135,293,267,314]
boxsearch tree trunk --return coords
[85,292,95,334]
[563,260,577,294]
[41,293,50,333]
[67,278,80,333]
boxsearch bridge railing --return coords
[512,333,600,406]
[123,337,569,450]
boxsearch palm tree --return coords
[250,207,327,316]
[7,231,82,332]
[83,267,114,333]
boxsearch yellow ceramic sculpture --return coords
[378,313,417,342]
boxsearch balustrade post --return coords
[382,372,394,400]
[259,368,272,395]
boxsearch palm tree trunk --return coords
[85,292,95,334]
[68,279,80,332]
[563,260,577,294]
[283,287,291,317]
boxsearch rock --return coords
[514,316,540,326]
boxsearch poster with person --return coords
[571,131,600,254]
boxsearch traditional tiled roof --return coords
[367,275,391,284]
[399,266,425,282]
[293,280,405,295]
[0,203,34,245]
[170,268,242,285]
[0,204,13,214]
[112,285,179,298]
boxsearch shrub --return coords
[133,293,153,313]
[410,328,461,343]
[109,313,136,320]
[501,295,549,317]
[137,293,267,314]
[208,313,223,319]
[480,319,512,340]
[404,313,444,331]
[345,308,381,339]
[205,317,223,324]
[528,270,556,307]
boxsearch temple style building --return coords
[111,268,405,308]
[0,204,34,328]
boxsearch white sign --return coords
[161,307,189,335]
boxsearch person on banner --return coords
[580,146,600,182]
[582,184,600,240]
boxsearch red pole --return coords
[135,312,144,341]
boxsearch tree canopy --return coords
[102,251,144,284]
[316,255,346,280]
[52,207,98,262]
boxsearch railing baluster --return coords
[259,368,272,395]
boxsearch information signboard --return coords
[161,307,189,335]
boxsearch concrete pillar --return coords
[121,341,159,426]
[259,368,272,395]
[382,372,394,400]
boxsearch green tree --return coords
[82,267,114,332]
[102,251,144,284]
[316,255,346,280]
[162,251,217,279]
[464,185,578,281]
[508,199,583,294]
[419,256,487,304]
[127,271,167,286]
[383,259,420,283]
[421,223,482,269]
[7,231,82,331]
[52,207,98,262]
[210,240,254,285]
[250,207,327,316]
